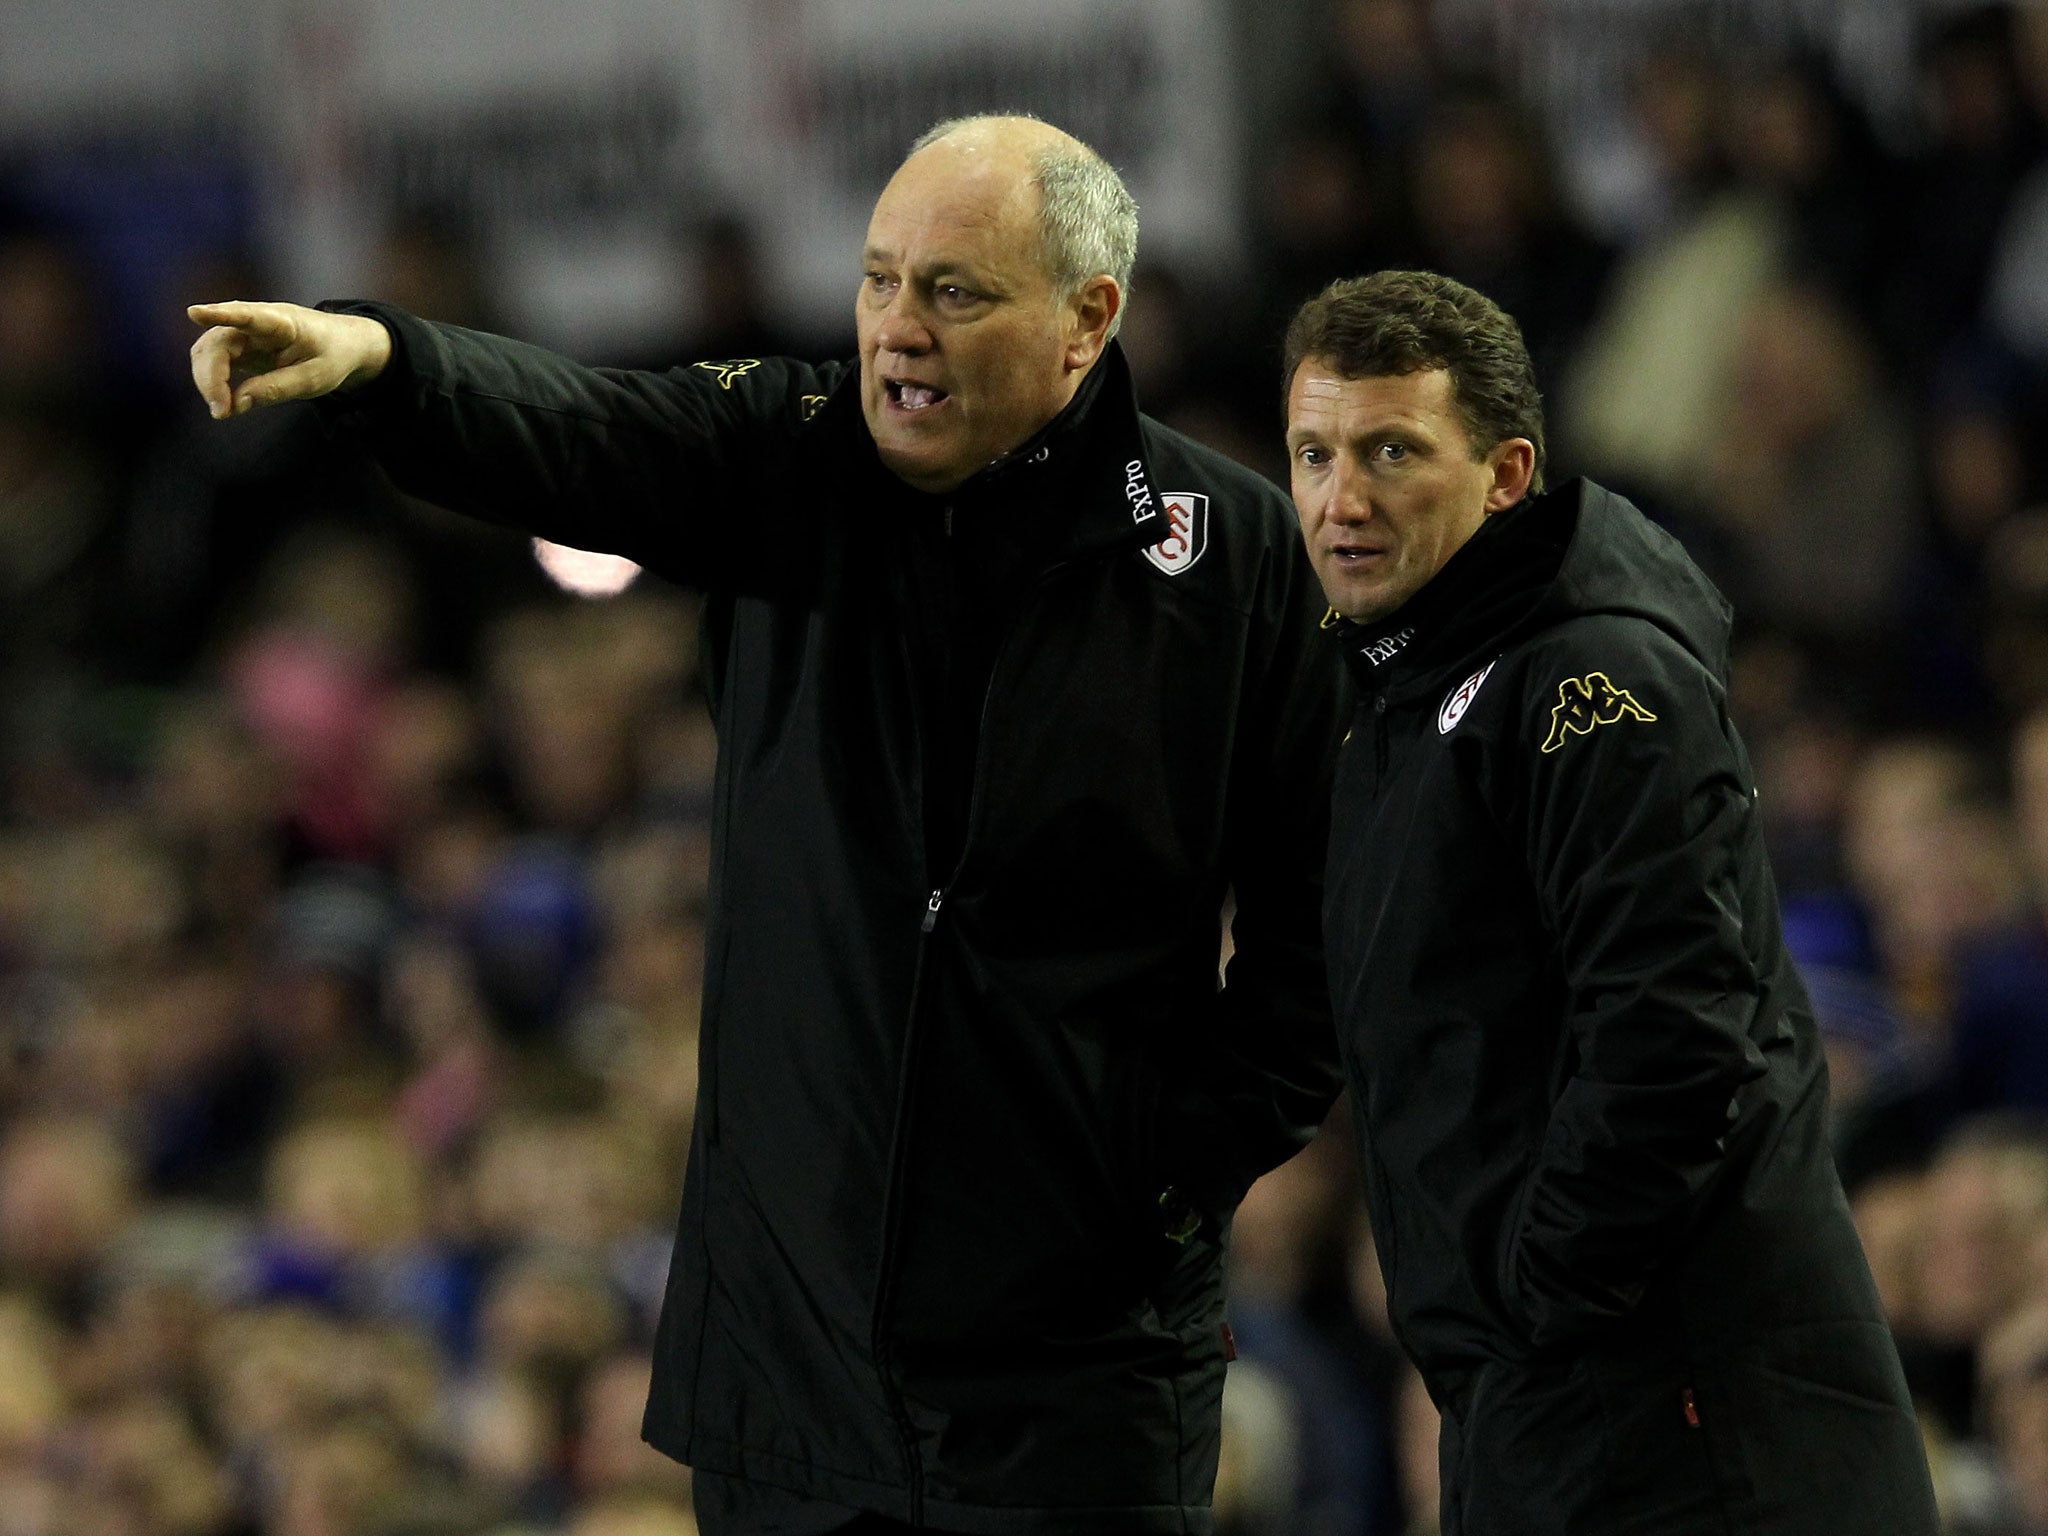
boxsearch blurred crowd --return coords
[10,2,2048,1533]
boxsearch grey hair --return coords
[910,114,1139,337]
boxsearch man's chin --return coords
[1320,579,1397,628]
[874,438,969,495]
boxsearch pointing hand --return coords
[186,300,393,419]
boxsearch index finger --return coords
[185,301,296,344]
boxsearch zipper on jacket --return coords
[865,534,952,1522]
[1372,694,1390,792]
[867,555,1077,1521]
[870,881,947,1525]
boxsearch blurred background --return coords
[7,0,2048,1531]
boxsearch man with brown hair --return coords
[1284,270,1937,1534]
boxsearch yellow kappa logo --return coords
[799,393,829,422]
[693,359,761,389]
[1540,672,1657,753]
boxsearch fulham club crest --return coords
[1143,493,1210,576]
[1439,659,1497,734]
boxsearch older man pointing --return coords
[191,116,1343,1535]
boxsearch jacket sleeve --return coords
[1498,617,1769,1349]
[314,301,832,590]
[1168,513,1348,1220]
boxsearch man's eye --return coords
[865,272,896,294]
[1296,446,1328,467]
[936,284,979,305]
[1377,443,1407,462]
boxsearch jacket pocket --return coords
[1717,1321,1938,1535]
[1452,1348,1728,1536]
[1578,1348,1728,1533]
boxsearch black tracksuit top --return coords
[1326,481,1937,1535]
[319,309,1346,1533]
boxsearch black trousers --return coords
[691,1474,962,1536]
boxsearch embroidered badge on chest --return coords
[1439,659,1497,734]
[1142,493,1210,576]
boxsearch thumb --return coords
[232,355,343,414]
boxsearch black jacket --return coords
[320,310,1345,1532]
[1326,481,1936,1536]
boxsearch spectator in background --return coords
[1952,706,2048,1118]
[1561,47,1785,503]
[1696,278,1922,707]
[369,212,500,337]
[1315,0,1441,172]
[1842,737,2021,1038]
[1620,42,1730,238]
[1248,128,1397,354]
[617,213,825,372]
[1961,1304,2048,1535]
[1909,352,2037,731]
[1721,55,1896,329]
[0,1116,139,1317]
[1226,1139,1399,1535]
[1882,5,2044,384]
[1981,507,2048,715]
[1407,92,1610,392]
[1894,1120,2048,1441]
[0,227,127,684]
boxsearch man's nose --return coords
[1326,458,1374,524]
[873,291,934,355]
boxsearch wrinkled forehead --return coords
[866,143,1044,258]
[1287,362,1460,424]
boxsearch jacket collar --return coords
[816,341,1172,564]
[1330,485,1577,698]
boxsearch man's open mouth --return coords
[886,380,949,411]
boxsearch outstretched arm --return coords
[185,299,833,591]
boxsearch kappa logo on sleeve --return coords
[1141,493,1210,576]
[799,393,829,421]
[1540,672,1658,753]
[693,359,761,389]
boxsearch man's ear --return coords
[1065,276,1121,371]
[1483,438,1537,513]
